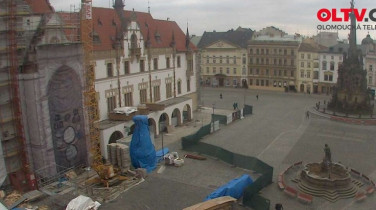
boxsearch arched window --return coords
[131,33,137,49]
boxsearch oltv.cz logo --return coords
[317,8,376,22]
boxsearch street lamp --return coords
[212,103,215,132]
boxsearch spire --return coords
[113,0,127,34]
[185,24,190,50]
[348,0,357,55]
[148,0,151,14]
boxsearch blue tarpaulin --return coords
[156,147,169,162]
[204,174,253,201]
[130,115,156,173]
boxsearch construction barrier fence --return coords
[181,123,272,210]
[243,105,253,116]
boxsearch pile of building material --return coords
[107,143,131,171]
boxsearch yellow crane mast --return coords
[80,0,102,172]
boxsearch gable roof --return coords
[92,7,196,52]
[197,29,254,49]
[24,0,54,14]
[299,43,327,52]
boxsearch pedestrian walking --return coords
[235,102,238,110]
[306,111,309,119]
[275,203,283,210]
[256,94,259,100]
[220,93,223,99]
[233,102,236,110]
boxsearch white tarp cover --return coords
[66,195,101,210]
[113,107,137,115]
[0,137,6,186]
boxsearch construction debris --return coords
[184,154,207,160]
[164,152,184,167]
[66,195,101,210]
[3,191,22,207]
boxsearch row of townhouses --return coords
[197,27,376,95]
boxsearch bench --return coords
[278,175,285,190]
[298,192,313,204]
[355,192,367,202]
[366,186,375,194]
[284,186,297,197]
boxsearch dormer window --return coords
[155,32,161,43]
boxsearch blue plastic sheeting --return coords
[204,174,253,201]
[130,115,156,173]
[156,147,169,162]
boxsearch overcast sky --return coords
[49,0,375,43]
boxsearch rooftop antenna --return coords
[148,0,150,13]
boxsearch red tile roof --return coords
[24,0,54,14]
[92,7,197,52]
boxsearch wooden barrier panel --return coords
[284,186,297,197]
[298,192,313,204]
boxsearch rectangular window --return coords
[329,75,333,81]
[242,57,246,65]
[301,54,304,59]
[213,56,216,63]
[301,62,304,67]
[330,62,335,71]
[308,62,311,68]
[249,79,253,86]
[213,67,216,74]
[233,56,236,64]
[124,61,130,74]
[220,67,223,74]
[107,63,113,77]
[177,56,181,67]
[274,70,277,76]
[290,70,294,77]
[166,57,170,68]
[124,92,133,106]
[266,69,269,75]
[140,89,147,104]
[226,68,230,74]
[220,56,223,64]
[166,83,172,98]
[261,80,264,86]
[140,60,145,72]
[107,96,116,113]
[153,58,158,70]
[370,65,373,71]
[187,79,191,92]
[226,56,229,64]
[314,71,319,79]
[322,61,327,70]
[307,71,311,78]
[153,86,160,101]
[301,71,304,78]
[233,68,236,74]
[206,67,209,73]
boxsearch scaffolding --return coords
[0,0,82,189]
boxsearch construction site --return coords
[0,0,202,208]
